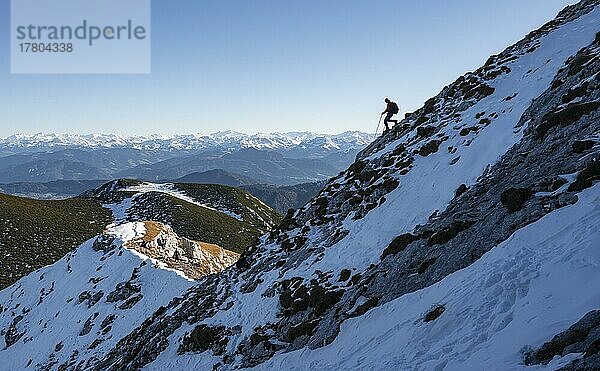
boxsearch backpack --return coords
[390,102,399,114]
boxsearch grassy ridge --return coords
[174,183,282,231]
[0,193,112,289]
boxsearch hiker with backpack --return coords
[381,98,400,132]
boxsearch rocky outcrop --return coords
[524,310,600,366]
[125,221,239,279]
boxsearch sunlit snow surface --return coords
[0,223,194,370]
[1,5,599,371]
[124,182,243,220]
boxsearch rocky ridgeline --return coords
[82,2,600,370]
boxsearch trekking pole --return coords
[375,114,383,135]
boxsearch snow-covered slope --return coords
[1,1,600,370]
[258,185,600,370]
[0,222,238,370]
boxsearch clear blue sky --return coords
[0,0,578,136]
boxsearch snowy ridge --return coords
[0,223,194,370]
[284,4,600,277]
[0,221,239,370]
[128,3,598,369]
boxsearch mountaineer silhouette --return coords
[380,98,399,133]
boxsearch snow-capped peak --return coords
[0,131,374,153]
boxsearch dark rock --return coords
[101,314,116,330]
[382,178,399,192]
[524,310,600,365]
[568,52,595,76]
[572,140,595,154]
[92,235,116,253]
[350,297,379,317]
[415,116,429,125]
[118,294,143,310]
[106,281,141,303]
[357,169,381,183]
[460,127,478,136]
[424,305,445,322]
[417,258,437,274]
[500,187,532,213]
[178,324,229,355]
[309,286,344,316]
[278,210,300,231]
[78,290,104,308]
[551,79,564,90]
[427,220,474,246]
[381,233,419,259]
[585,338,600,357]
[88,338,103,350]
[235,255,252,271]
[537,101,600,139]
[5,315,25,348]
[562,82,589,104]
[281,236,308,252]
[568,159,600,192]
[286,320,318,342]
[550,177,568,192]
[339,269,351,282]
[417,125,436,138]
[455,184,468,198]
[79,313,99,336]
[418,140,442,157]
[423,98,436,115]
[464,83,495,99]
[347,161,367,176]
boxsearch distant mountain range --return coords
[0,131,372,155]
[0,131,373,185]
